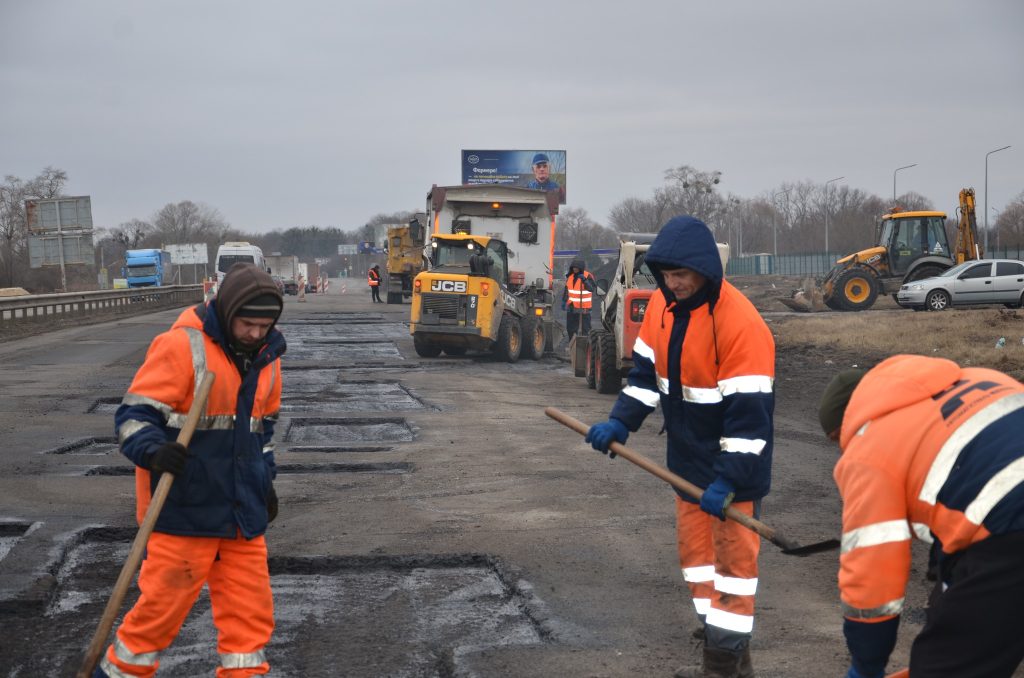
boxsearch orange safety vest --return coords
[565,271,594,310]
[835,354,1024,624]
[368,268,381,287]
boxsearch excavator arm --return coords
[953,188,983,264]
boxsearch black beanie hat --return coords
[818,368,867,435]
[236,292,284,318]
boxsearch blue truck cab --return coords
[123,249,172,287]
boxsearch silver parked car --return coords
[897,259,1024,311]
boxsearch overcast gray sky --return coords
[2,1,1022,235]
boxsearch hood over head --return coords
[837,354,962,449]
[568,257,585,273]
[645,216,723,308]
[215,262,284,344]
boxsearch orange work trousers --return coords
[101,531,273,677]
[675,495,760,649]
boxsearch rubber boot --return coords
[673,646,742,678]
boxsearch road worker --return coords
[585,216,775,678]
[820,355,1024,678]
[368,264,383,303]
[97,262,286,677]
[563,257,596,341]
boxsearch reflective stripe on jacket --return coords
[115,303,285,539]
[565,271,594,309]
[835,354,1024,624]
[368,269,381,286]
[610,280,775,501]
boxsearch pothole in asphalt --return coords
[283,417,415,444]
[285,445,394,454]
[82,462,413,477]
[41,437,119,455]
[0,521,33,562]
[20,528,548,677]
[284,340,402,362]
[86,398,121,414]
[281,381,425,413]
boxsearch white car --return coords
[897,259,1024,311]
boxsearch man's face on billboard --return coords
[533,162,550,182]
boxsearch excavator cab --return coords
[881,214,950,276]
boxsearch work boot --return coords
[673,646,742,678]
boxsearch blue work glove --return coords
[845,667,883,678]
[699,477,736,520]
[584,418,629,458]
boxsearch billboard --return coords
[28,233,95,267]
[165,243,209,265]
[461,149,567,204]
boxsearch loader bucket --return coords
[778,277,827,312]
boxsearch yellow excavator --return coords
[781,188,982,312]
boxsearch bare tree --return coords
[555,207,617,250]
[151,200,230,244]
[995,191,1024,248]
[0,167,69,287]
[608,196,667,233]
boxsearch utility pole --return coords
[892,164,917,204]
[772,189,790,257]
[985,145,1011,255]
[824,176,844,256]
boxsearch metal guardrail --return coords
[0,285,204,324]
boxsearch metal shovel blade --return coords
[780,538,841,557]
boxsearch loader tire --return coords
[386,291,403,304]
[443,345,467,356]
[413,334,442,358]
[520,315,545,360]
[824,294,844,311]
[585,329,600,389]
[835,268,879,312]
[594,331,621,394]
[494,315,522,363]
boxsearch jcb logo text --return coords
[431,279,467,293]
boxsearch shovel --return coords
[545,407,840,557]
[77,372,216,678]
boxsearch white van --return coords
[214,242,267,286]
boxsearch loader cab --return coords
[879,213,949,275]
[429,235,509,286]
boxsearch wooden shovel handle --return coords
[78,372,215,678]
[544,407,800,551]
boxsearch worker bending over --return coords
[820,355,1024,678]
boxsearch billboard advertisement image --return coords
[461,149,567,204]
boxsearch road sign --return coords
[338,244,358,255]
[165,243,209,265]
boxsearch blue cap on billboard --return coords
[532,153,549,165]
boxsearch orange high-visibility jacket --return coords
[368,268,381,287]
[611,279,775,500]
[835,354,1024,624]
[115,304,284,538]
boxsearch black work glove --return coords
[267,485,279,523]
[148,441,189,476]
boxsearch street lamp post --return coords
[893,164,917,204]
[772,189,790,257]
[985,145,1011,254]
[824,176,844,255]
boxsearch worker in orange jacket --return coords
[562,257,595,341]
[97,263,286,677]
[820,355,1024,678]
[368,264,382,303]
[586,216,775,678]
